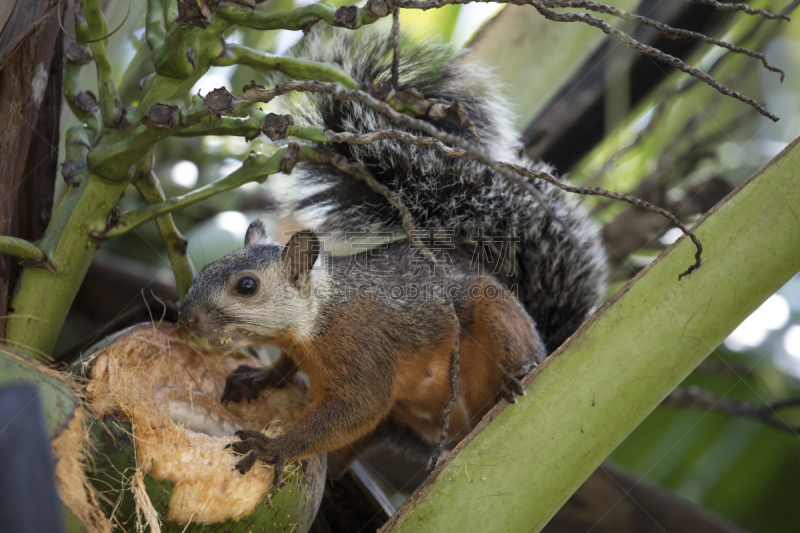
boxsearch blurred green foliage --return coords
[613,336,800,532]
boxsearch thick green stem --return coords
[103,148,291,239]
[3,1,138,361]
[64,21,102,133]
[0,238,49,262]
[88,96,253,179]
[382,137,800,533]
[285,124,334,143]
[88,124,173,180]
[174,112,265,138]
[216,2,377,31]
[133,170,195,300]
[213,44,361,90]
[84,0,124,129]
[151,22,197,78]
[146,0,167,50]
[7,175,129,360]
[5,0,232,360]
[133,18,229,119]
[62,126,96,187]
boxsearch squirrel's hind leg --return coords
[457,281,545,415]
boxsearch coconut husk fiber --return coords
[82,323,309,527]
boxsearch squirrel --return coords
[179,25,606,482]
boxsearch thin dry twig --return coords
[506,160,703,279]
[527,1,778,121]
[581,0,799,189]
[384,0,780,120]
[686,0,790,20]
[584,36,769,192]
[387,0,788,19]
[241,77,704,277]
[539,0,784,81]
[247,74,703,277]
[662,0,798,100]
[311,147,461,470]
[663,386,800,434]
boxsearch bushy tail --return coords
[275,24,607,353]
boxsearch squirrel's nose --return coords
[179,306,199,330]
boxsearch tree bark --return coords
[0,4,62,338]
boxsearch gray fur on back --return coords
[274,24,607,353]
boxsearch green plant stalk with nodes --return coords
[133,169,195,300]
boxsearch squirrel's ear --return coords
[281,229,320,283]
[244,219,268,247]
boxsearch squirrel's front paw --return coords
[497,360,538,404]
[225,430,289,485]
[221,365,288,404]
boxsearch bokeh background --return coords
[54,0,800,530]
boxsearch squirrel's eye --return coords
[234,277,258,296]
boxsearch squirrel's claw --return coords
[233,450,259,475]
[497,378,522,404]
[226,430,287,486]
[497,359,539,404]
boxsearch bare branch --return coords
[539,0,784,81]
[581,13,782,191]
[526,1,778,121]
[685,0,790,20]
[663,386,800,434]
[386,0,788,18]
[384,0,779,120]
[171,63,706,280]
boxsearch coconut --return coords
[74,323,325,533]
